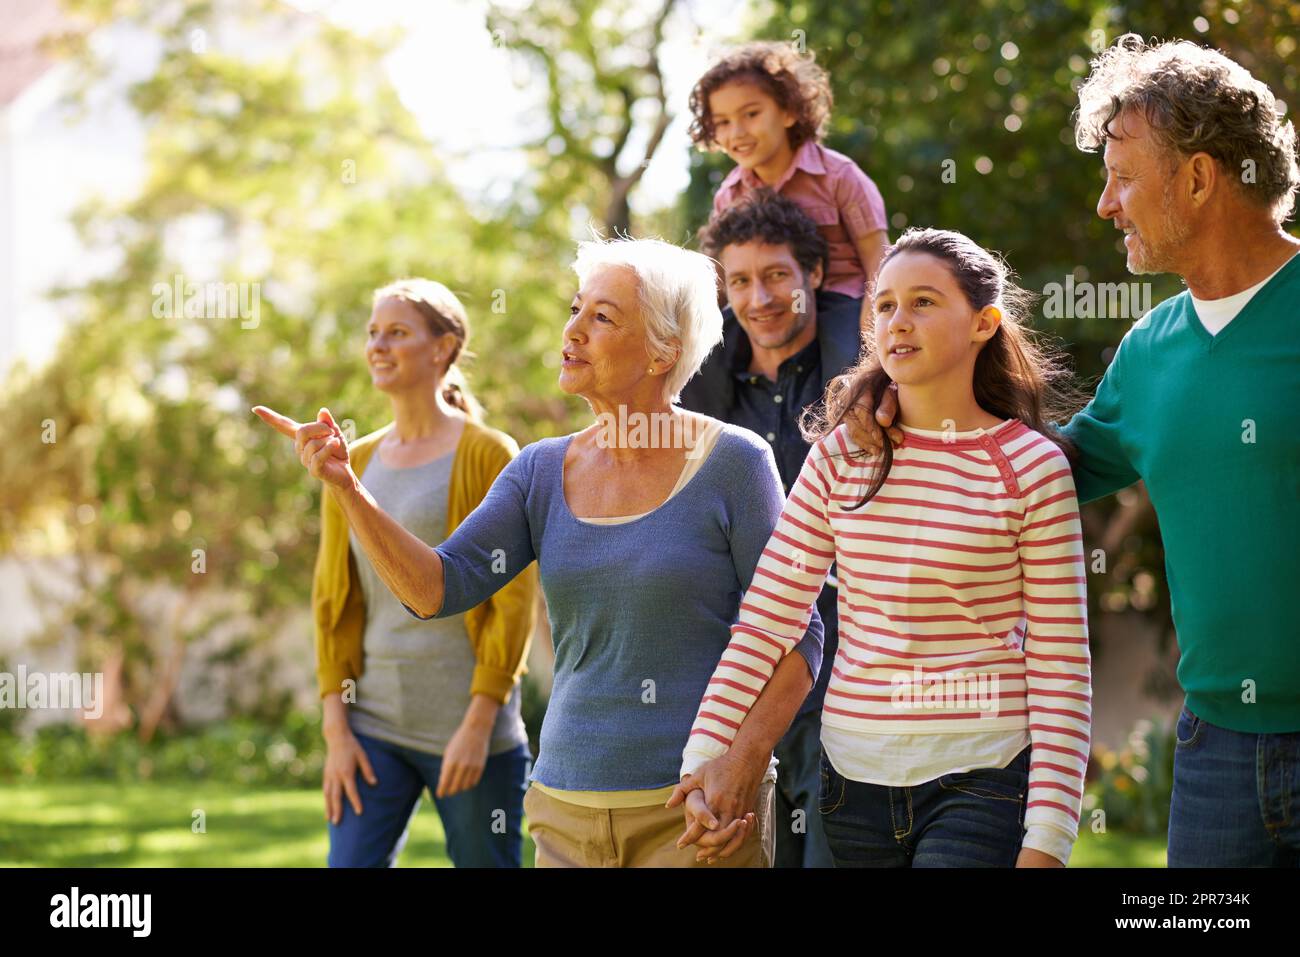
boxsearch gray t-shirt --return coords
[348,448,527,756]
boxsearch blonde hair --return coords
[371,278,484,420]
[571,237,723,404]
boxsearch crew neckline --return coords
[560,419,727,527]
[896,418,1020,450]
[369,447,456,472]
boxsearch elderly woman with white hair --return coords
[255,237,823,867]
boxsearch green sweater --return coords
[1063,253,1300,734]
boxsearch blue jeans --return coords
[773,710,835,868]
[1168,703,1300,867]
[327,733,530,868]
[818,746,1029,867]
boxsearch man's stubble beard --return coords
[1128,182,1192,276]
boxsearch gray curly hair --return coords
[1075,33,1300,223]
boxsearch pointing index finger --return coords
[252,405,301,438]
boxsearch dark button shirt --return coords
[729,336,823,495]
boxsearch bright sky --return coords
[288,0,756,215]
[1,0,759,377]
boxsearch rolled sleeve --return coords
[835,164,889,243]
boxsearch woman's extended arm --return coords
[459,438,539,701]
[254,406,446,616]
[437,436,539,798]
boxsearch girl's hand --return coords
[436,717,492,799]
[667,751,763,833]
[671,784,753,863]
[667,750,764,861]
[322,727,378,825]
[252,406,355,491]
[1015,846,1065,868]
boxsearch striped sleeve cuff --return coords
[1022,821,1077,866]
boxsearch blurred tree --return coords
[0,0,584,736]
[486,0,679,235]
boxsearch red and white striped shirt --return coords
[682,419,1092,846]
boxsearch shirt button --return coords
[766,432,776,442]
[749,376,759,385]
[773,394,784,404]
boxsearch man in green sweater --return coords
[854,34,1300,866]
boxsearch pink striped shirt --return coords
[682,419,1092,844]
[712,140,888,298]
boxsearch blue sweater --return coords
[417,423,824,791]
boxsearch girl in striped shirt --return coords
[675,228,1091,867]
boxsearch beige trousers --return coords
[524,780,775,868]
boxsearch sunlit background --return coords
[2,0,1296,866]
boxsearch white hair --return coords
[571,236,724,403]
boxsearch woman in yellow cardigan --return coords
[308,279,537,867]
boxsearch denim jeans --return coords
[818,745,1029,867]
[327,732,530,868]
[1167,703,1300,867]
[772,710,835,868]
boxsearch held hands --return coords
[665,749,766,863]
[673,789,755,863]
[251,405,354,491]
[842,380,904,454]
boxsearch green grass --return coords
[0,781,534,867]
[0,781,1164,867]
[1070,827,1167,868]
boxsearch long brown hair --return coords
[371,278,483,420]
[802,228,1084,508]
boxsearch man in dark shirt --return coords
[679,189,866,867]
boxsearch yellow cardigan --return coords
[311,418,538,703]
